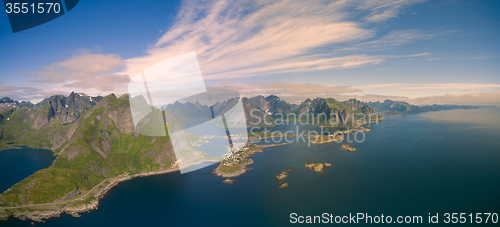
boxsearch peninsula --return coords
[212,142,292,179]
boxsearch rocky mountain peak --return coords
[0,97,15,103]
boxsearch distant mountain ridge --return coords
[419,104,479,111]
[366,100,425,114]
[164,95,380,127]
[366,100,479,114]
[247,95,298,115]
[1,92,103,125]
[0,97,35,110]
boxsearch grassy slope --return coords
[0,95,380,207]
[0,106,69,150]
[0,95,175,207]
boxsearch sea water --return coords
[1,109,499,226]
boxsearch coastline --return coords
[212,142,292,179]
[0,122,380,222]
[0,167,180,222]
[0,142,292,222]
[212,123,378,179]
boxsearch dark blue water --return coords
[2,109,500,226]
[0,147,55,193]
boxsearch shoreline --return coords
[0,142,292,222]
[212,142,292,179]
[0,167,180,222]
[0,121,380,222]
[211,123,378,179]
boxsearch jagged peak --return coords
[119,93,130,99]
[0,97,15,103]
[265,95,280,100]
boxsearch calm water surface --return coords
[0,146,55,193]
[1,109,500,226]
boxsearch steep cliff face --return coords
[0,94,175,206]
[163,97,275,128]
[366,100,424,114]
[30,92,102,130]
[0,97,34,110]
[343,99,377,114]
[296,98,313,115]
[247,95,297,115]
[0,105,67,149]
[164,100,212,121]
[293,98,378,126]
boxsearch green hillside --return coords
[0,94,381,207]
[0,94,175,206]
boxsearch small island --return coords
[223,178,237,184]
[304,162,332,173]
[279,183,289,189]
[275,168,294,189]
[276,171,288,181]
[340,144,357,152]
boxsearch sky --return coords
[0,0,499,105]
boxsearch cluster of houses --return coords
[221,152,245,166]
[220,142,252,166]
[188,134,217,147]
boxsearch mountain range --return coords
[0,97,35,110]
[164,95,380,127]
[366,100,479,114]
[0,93,173,207]
[0,92,480,209]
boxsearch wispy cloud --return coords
[3,0,460,103]
[361,83,500,90]
[31,53,129,94]
[358,83,500,106]
[211,81,411,104]
[213,81,361,97]
[411,52,430,57]
[358,0,427,22]
[425,57,443,61]
[410,91,500,106]
[122,0,426,80]
[344,29,454,51]
[0,82,71,103]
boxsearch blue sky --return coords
[1,0,499,105]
